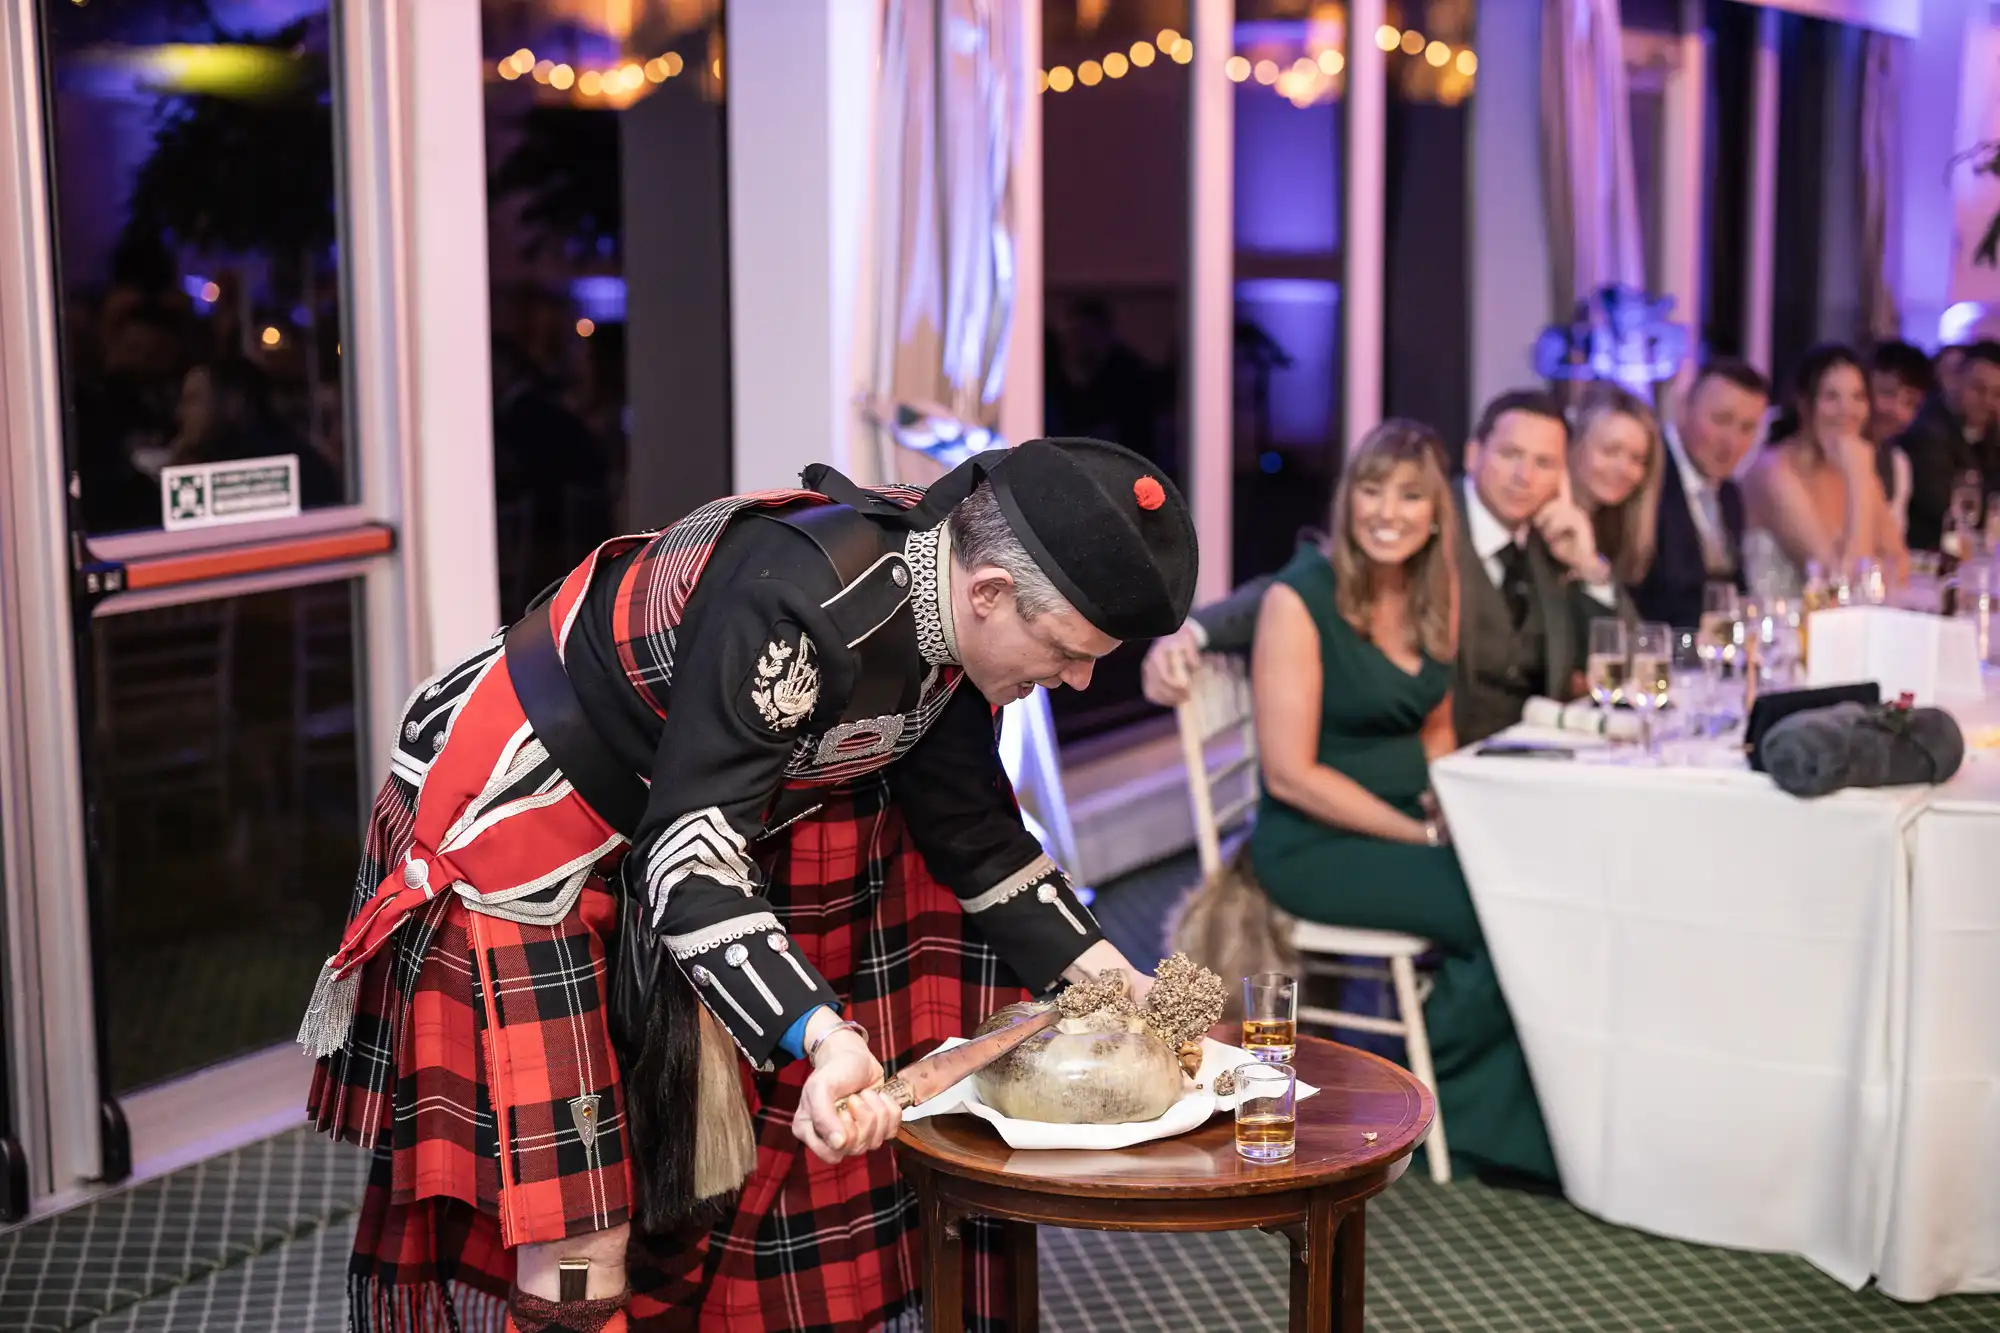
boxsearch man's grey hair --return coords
[947,480,1074,620]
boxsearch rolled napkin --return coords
[1759,701,1966,798]
[1521,696,1646,742]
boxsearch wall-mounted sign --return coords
[160,454,301,531]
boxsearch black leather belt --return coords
[504,600,647,838]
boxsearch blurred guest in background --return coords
[1743,344,1906,593]
[1935,343,1969,420]
[166,358,341,509]
[1568,382,1663,588]
[1866,340,1930,537]
[1143,390,1625,747]
[1246,418,1557,1189]
[1633,359,1768,630]
[1047,295,1167,472]
[1901,340,2000,551]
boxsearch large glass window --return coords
[91,581,363,1094]
[1042,0,1192,743]
[1232,2,1348,581]
[482,0,731,622]
[40,0,355,536]
[1381,0,1474,447]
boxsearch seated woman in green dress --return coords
[1247,419,1559,1189]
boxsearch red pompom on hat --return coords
[1134,476,1166,511]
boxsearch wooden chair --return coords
[1175,654,1451,1183]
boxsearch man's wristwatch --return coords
[1422,819,1443,848]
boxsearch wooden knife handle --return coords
[835,1075,912,1119]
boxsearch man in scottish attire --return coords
[300,438,1197,1332]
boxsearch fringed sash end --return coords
[297,959,361,1059]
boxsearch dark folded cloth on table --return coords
[1758,701,1965,798]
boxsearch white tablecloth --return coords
[1431,737,2000,1299]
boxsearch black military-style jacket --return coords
[562,503,1103,1068]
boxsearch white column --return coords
[1909,0,1979,340]
[1343,0,1386,454]
[728,1,883,492]
[1658,0,1708,389]
[1188,0,1234,603]
[1468,0,1552,412]
[401,0,500,672]
[1743,6,1780,371]
[0,0,99,1194]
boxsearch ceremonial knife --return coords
[836,1005,1060,1114]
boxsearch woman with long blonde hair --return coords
[1568,382,1664,585]
[1246,417,1558,1189]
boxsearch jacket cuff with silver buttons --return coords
[676,923,839,1068]
[957,854,1104,993]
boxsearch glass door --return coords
[0,0,417,1207]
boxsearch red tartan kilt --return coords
[326,774,1029,1332]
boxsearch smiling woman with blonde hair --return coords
[1568,382,1664,585]
[1245,417,1558,1189]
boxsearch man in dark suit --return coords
[1630,359,1768,631]
[1898,340,2000,552]
[1143,391,1630,745]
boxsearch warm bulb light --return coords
[1047,65,1074,92]
[1291,56,1316,78]
[1156,28,1181,49]
[579,69,603,95]
[499,59,519,80]
[1170,38,1193,63]
[1456,49,1478,76]
[532,59,554,83]
[1253,59,1279,86]
[1319,49,1344,75]
[1401,30,1425,55]
[1129,41,1156,67]
[1104,51,1129,78]
[1078,59,1103,86]
[645,58,667,82]
[1426,41,1450,67]
[199,281,220,303]
[261,326,282,347]
[550,63,574,90]
[664,52,684,76]
[1037,68,1050,93]
[1225,55,1250,82]
[576,318,595,338]
[1376,25,1400,51]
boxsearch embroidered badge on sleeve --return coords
[748,631,819,731]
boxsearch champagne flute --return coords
[1628,622,1671,756]
[1586,618,1629,713]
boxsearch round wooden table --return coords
[895,1033,1434,1333]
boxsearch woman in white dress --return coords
[1742,343,1908,597]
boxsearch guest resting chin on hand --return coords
[1246,419,1559,1191]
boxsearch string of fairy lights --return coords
[1042,22,1477,109]
[489,21,1477,113]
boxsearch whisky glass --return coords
[1241,972,1297,1063]
[1234,1061,1298,1163]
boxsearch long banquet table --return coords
[1430,716,2000,1301]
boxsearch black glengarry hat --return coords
[799,437,1198,640]
[986,438,1196,641]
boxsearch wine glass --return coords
[1628,622,1672,756]
[1953,472,1984,533]
[1669,627,1708,739]
[1699,583,1740,685]
[1852,557,1887,606]
[1586,618,1628,713]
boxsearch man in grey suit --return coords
[1145,390,1631,746]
